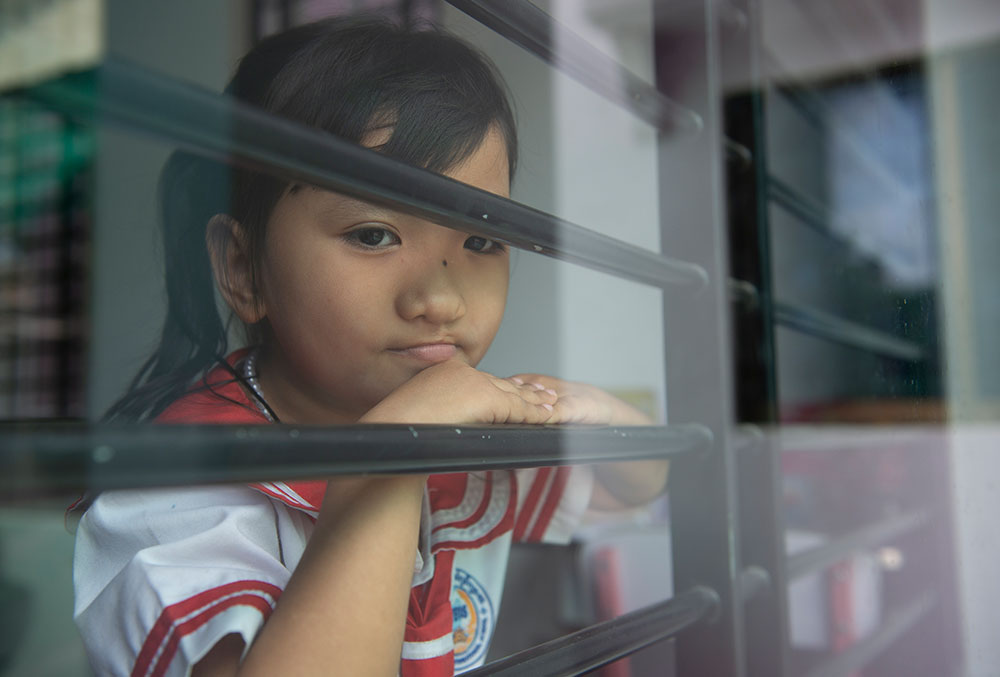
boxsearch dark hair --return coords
[104,14,518,422]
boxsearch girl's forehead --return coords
[443,130,511,198]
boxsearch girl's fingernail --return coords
[531,383,546,390]
[510,377,524,385]
[541,403,554,411]
[544,388,557,396]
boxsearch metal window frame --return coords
[0,1,964,675]
[3,3,734,674]
[0,422,712,497]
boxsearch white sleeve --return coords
[513,465,595,544]
[73,485,299,677]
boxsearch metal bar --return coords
[774,301,925,361]
[787,509,929,580]
[767,176,854,250]
[738,566,771,604]
[803,593,937,677]
[464,587,720,676]
[768,177,827,232]
[657,0,746,673]
[13,60,708,292]
[443,0,702,136]
[0,422,711,497]
[768,88,913,209]
[722,2,791,674]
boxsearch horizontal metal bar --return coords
[768,177,853,249]
[725,138,753,171]
[739,566,771,603]
[0,422,712,497]
[13,60,707,292]
[771,81,915,199]
[728,276,761,310]
[774,301,925,361]
[803,593,937,677]
[772,82,825,129]
[465,587,720,676]
[787,509,929,580]
[733,424,766,454]
[444,0,702,136]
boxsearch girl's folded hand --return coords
[361,360,559,425]
[506,374,653,426]
[507,374,667,509]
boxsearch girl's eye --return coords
[464,235,505,254]
[347,227,400,249]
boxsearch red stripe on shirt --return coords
[527,467,572,542]
[513,467,552,542]
[132,580,281,677]
[431,473,493,534]
[427,473,469,512]
[431,473,517,552]
[403,550,455,677]
[249,482,316,511]
[149,594,274,677]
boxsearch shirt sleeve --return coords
[512,466,595,544]
[73,485,299,677]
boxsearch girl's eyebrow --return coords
[316,192,400,220]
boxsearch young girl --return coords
[73,15,668,677]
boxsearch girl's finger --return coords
[493,385,556,424]
[518,383,558,403]
[510,397,555,424]
[493,376,557,403]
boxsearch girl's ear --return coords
[206,214,266,325]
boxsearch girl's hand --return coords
[508,373,667,509]
[361,360,559,425]
[507,374,653,426]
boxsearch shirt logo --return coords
[451,567,494,671]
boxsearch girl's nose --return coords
[396,260,467,325]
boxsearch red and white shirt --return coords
[73,358,593,677]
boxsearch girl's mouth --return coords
[389,343,458,363]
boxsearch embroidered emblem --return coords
[451,567,494,670]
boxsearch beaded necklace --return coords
[242,350,277,422]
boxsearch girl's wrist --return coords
[317,475,427,519]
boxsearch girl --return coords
[73,15,668,677]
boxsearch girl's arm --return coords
[226,474,428,676]
[508,374,670,509]
[193,360,557,677]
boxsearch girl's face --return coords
[252,129,511,424]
